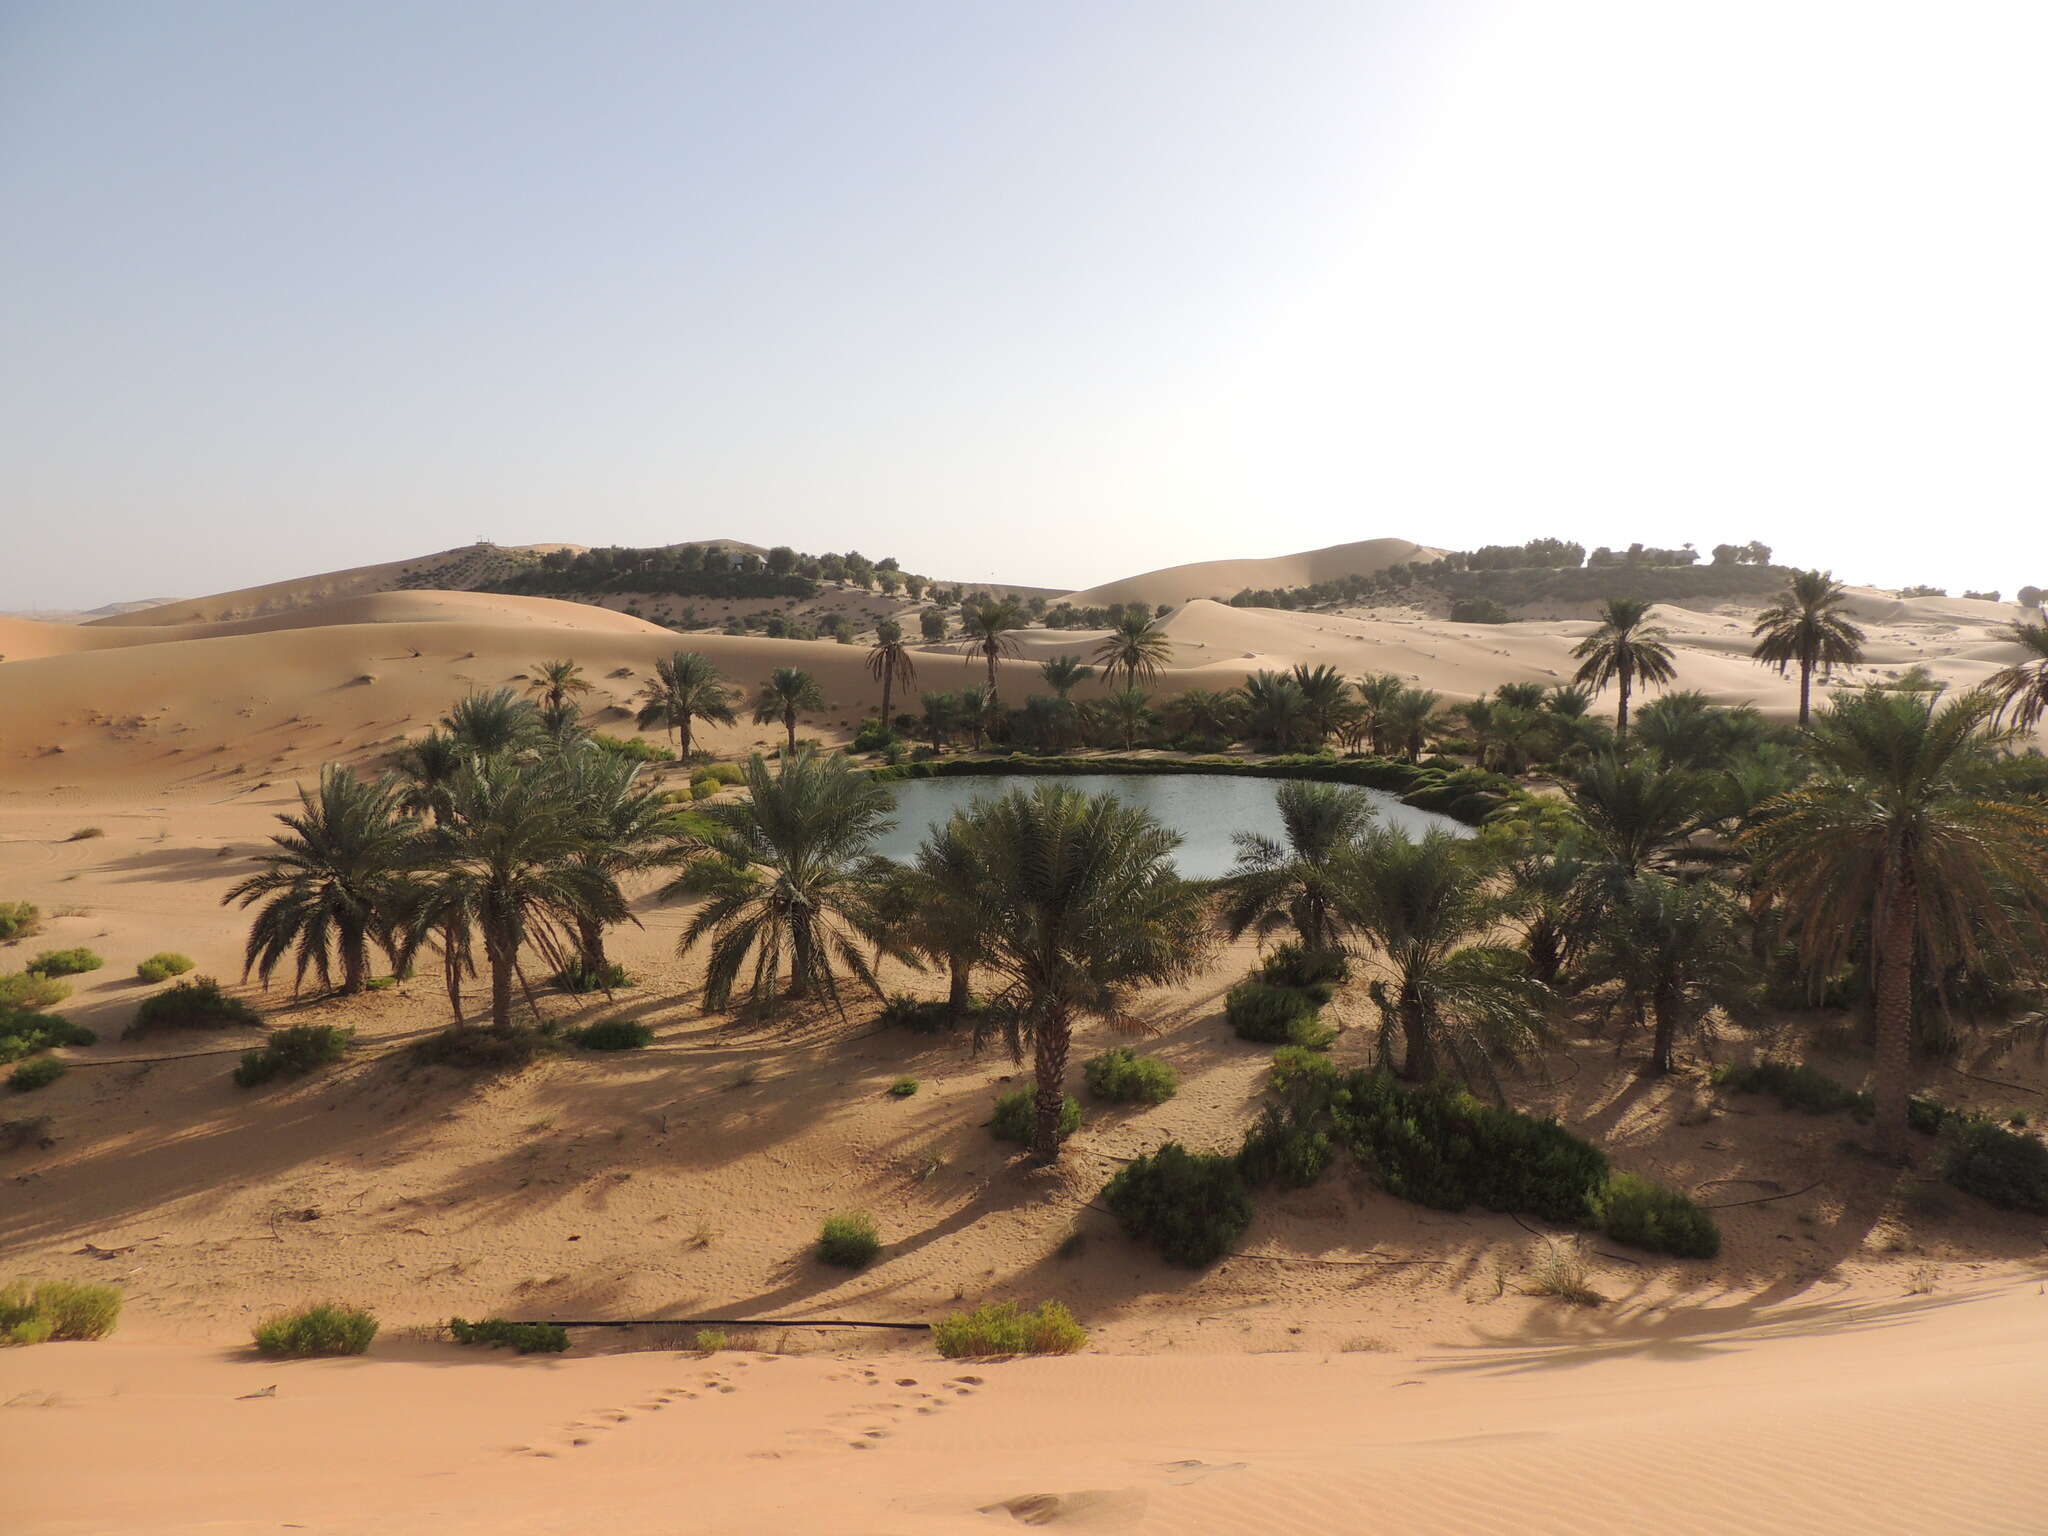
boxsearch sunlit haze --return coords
[4,1,2043,610]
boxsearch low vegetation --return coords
[0,1116,52,1153]
[0,901,41,943]
[1224,978,1335,1048]
[991,1088,1080,1144]
[0,973,70,1012]
[817,1211,881,1268]
[135,951,196,983]
[1082,1046,1178,1104]
[126,976,263,1037]
[1590,1173,1721,1259]
[564,1018,652,1051]
[550,961,631,993]
[233,1025,353,1088]
[1101,1142,1254,1267]
[1938,1114,2048,1215]
[448,1316,571,1353]
[8,1057,66,1092]
[253,1303,378,1357]
[25,947,102,977]
[888,1076,919,1098]
[0,1279,122,1345]
[1711,1060,1868,1116]
[1520,1240,1603,1305]
[933,1300,1086,1358]
[0,1010,94,1064]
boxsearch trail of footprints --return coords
[512,1358,987,1460]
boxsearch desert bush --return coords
[1938,1114,2048,1215]
[126,976,262,1037]
[448,1316,571,1353]
[876,994,955,1033]
[233,1025,353,1088]
[253,1303,378,1357]
[1711,1060,1867,1116]
[1255,943,1349,999]
[550,961,631,993]
[1521,1239,1602,1305]
[1224,980,1333,1048]
[933,1300,1086,1358]
[0,973,71,1012]
[817,1211,881,1268]
[852,717,900,753]
[566,1018,652,1051]
[990,1088,1080,1144]
[1590,1173,1721,1258]
[8,1057,66,1092]
[135,952,196,983]
[66,827,104,841]
[0,1009,94,1064]
[410,1026,557,1071]
[1236,1106,1334,1188]
[693,1328,730,1352]
[0,1279,122,1345]
[1083,1047,1178,1104]
[694,761,745,787]
[0,1116,53,1153]
[26,948,101,978]
[0,902,42,943]
[1101,1142,1254,1267]
[1449,596,1515,624]
[591,733,676,763]
[888,1077,919,1098]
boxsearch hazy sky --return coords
[4,1,2044,611]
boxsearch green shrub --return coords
[233,1025,352,1088]
[448,1316,571,1353]
[0,973,70,1012]
[0,1010,94,1064]
[1082,1047,1178,1104]
[253,1303,378,1357]
[1938,1115,2048,1215]
[1711,1060,1867,1116]
[135,952,196,983]
[26,948,101,978]
[693,1328,730,1352]
[566,1018,653,1051]
[888,1077,919,1098]
[876,993,977,1033]
[0,1280,121,1345]
[1591,1173,1721,1259]
[1255,944,1348,1000]
[0,902,42,943]
[1101,1142,1253,1267]
[1236,1107,1334,1188]
[8,1057,65,1092]
[933,1300,1086,1358]
[591,733,676,763]
[550,961,632,993]
[127,976,262,1037]
[694,761,744,787]
[1224,980,1333,1047]
[991,1088,1081,1144]
[689,777,719,800]
[410,1026,557,1071]
[852,717,900,753]
[817,1211,881,1269]
[1449,596,1514,624]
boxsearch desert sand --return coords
[4,545,2046,1532]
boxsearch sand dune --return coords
[1061,537,1439,610]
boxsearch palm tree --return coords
[1290,664,1351,748]
[1355,673,1407,757]
[555,751,677,980]
[666,749,897,1015]
[392,729,466,825]
[442,688,543,758]
[1745,688,2048,1157]
[636,651,738,759]
[1240,671,1314,753]
[1572,596,1678,747]
[1382,687,1440,762]
[1160,689,1241,747]
[1579,876,1750,1074]
[1220,781,1375,952]
[752,667,826,756]
[1093,613,1172,691]
[1039,655,1094,699]
[865,620,918,724]
[1560,752,1710,940]
[1494,682,1548,711]
[1491,825,1588,989]
[1750,570,1865,725]
[880,819,987,1022]
[951,784,1210,1159]
[412,756,626,1032]
[1982,619,2048,732]
[960,598,1023,704]
[1335,826,1550,1085]
[225,766,415,995]
[525,658,592,713]
[919,689,960,750]
[1457,698,1543,775]
[958,683,996,751]
[1102,686,1152,750]
[1544,683,1595,718]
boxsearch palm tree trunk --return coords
[784,707,798,756]
[1797,654,1813,726]
[946,958,971,1021]
[1616,661,1634,747]
[488,940,514,1033]
[1031,1006,1072,1161]
[1873,870,1919,1161]
[341,930,367,995]
[881,673,893,724]
[576,914,606,975]
[1650,989,1675,1075]
[986,650,999,705]
[1400,985,1434,1081]
[679,710,693,760]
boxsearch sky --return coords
[3,0,2044,611]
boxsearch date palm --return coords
[1982,619,2048,732]
[1289,664,1351,748]
[555,750,678,979]
[752,667,826,756]
[525,658,592,713]
[1355,673,1406,756]
[1382,687,1440,761]
[960,598,1023,704]
[1161,688,1242,746]
[1093,613,1172,691]
[1240,670,1313,753]
[442,687,543,758]
[865,620,918,723]
[411,755,627,1033]
[1750,569,1865,725]
[919,689,961,750]
[951,784,1210,1159]
[636,650,738,759]
[1572,596,1678,747]
[1334,825,1550,1087]
[1579,876,1751,1074]
[1102,686,1152,750]
[1038,655,1094,699]
[392,729,465,825]
[1744,688,2048,1157]
[1220,780,1376,952]
[226,765,415,996]
[878,818,988,1023]
[665,749,897,1016]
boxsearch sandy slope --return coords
[1061,537,1438,610]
